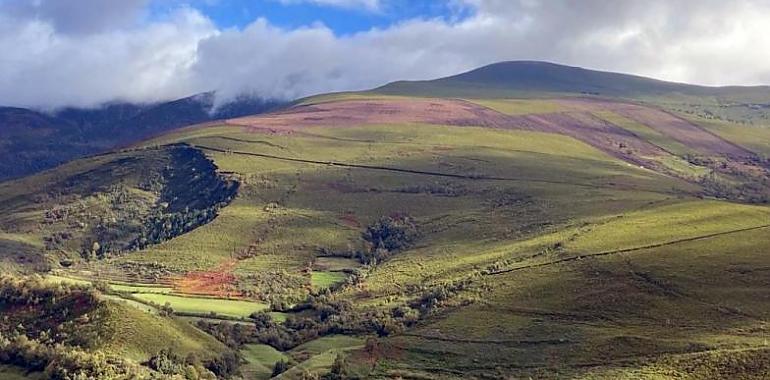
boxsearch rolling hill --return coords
[1,62,770,379]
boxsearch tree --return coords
[321,353,348,380]
[272,359,290,377]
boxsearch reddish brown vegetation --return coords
[216,96,769,201]
[226,99,511,132]
[175,259,240,297]
[339,212,362,228]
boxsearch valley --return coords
[1,63,770,379]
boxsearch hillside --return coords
[1,62,770,378]
[0,93,282,182]
[0,275,235,379]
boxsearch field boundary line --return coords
[195,144,683,194]
[399,333,571,345]
[486,223,770,276]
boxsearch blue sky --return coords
[3,0,770,108]
[150,0,474,35]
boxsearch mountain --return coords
[2,62,770,378]
[0,93,284,182]
[376,60,770,98]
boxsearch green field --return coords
[241,344,291,379]
[311,271,347,289]
[132,293,269,319]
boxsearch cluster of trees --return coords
[0,333,148,380]
[234,270,310,309]
[0,332,238,380]
[125,148,239,251]
[127,207,220,251]
[197,296,421,352]
[145,349,237,380]
[0,277,144,378]
[319,215,419,266]
[408,280,472,315]
[58,145,242,260]
[682,154,770,204]
[357,215,418,265]
[270,352,352,380]
[699,171,770,204]
[0,275,94,307]
[0,275,109,349]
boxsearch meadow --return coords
[132,293,269,319]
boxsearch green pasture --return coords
[132,293,269,319]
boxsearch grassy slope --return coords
[689,116,770,156]
[98,300,230,362]
[3,92,770,377]
[376,200,770,378]
[118,122,691,273]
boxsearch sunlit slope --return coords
[378,200,770,378]
[136,96,768,378]
[2,91,769,378]
[117,122,696,274]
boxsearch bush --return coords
[358,215,418,265]
[272,359,290,377]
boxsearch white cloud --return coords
[276,0,381,11]
[2,0,770,109]
[0,5,216,109]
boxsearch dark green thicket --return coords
[126,145,239,251]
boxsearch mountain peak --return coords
[374,60,756,98]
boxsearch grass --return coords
[593,110,696,156]
[109,283,174,293]
[372,197,770,378]
[98,301,229,362]
[4,93,770,378]
[103,294,158,314]
[314,257,361,271]
[280,335,366,378]
[311,271,347,289]
[291,335,366,356]
[0,365,43,380]
[132,293,269,319]
[295,92,419,106]
[241,344,290,380]
[466,98,568,115]
[689,115,770,156]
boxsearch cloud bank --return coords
[2,0,770,109]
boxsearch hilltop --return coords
[377,60,770,98]
[374,61,770,125]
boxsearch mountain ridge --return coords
[375,60,770,98]
[0,92,284,182]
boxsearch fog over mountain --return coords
[1,0,770,109]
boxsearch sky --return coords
[1,0,770,109]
